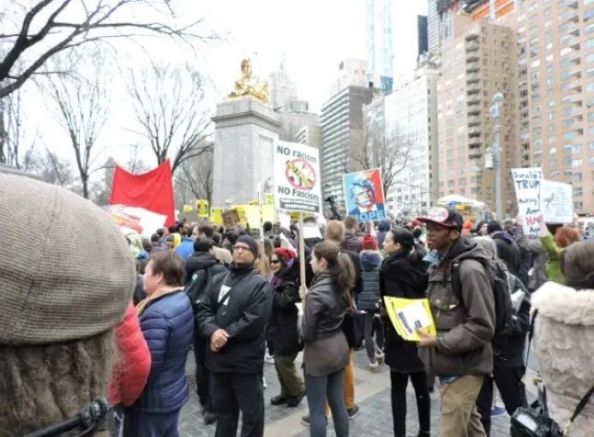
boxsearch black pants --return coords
[476,365,527,436]
[390,371,430,437]
[211,372,264,437]
[193,336,211,411]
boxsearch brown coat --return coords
[418,237,495,377]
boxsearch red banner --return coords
[110,160,175,227]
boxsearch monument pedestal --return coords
[212,98,281,207]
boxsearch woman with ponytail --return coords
[381,228,430,437]
[302,241,355,437]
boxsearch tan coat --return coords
[532,282,594,435]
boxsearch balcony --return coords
[467,86,480,95]
[466,32,479,41]
[469,139,481,148]
[466,73,480,83]
[468,150,482,160]
[468,108,481,116]
[466,41,480,52]
[468,127,481,137]
[468,116,480,127]
[467,96,481,106]
[564,0,578,8]
[466,65,480,74]
[466,53,480,63]
[559,10,579,26]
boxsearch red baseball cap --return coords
[417,207,464,231]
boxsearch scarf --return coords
[136,287,182,316]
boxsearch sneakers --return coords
[368,360,380,372]
[300,415,328,428]
[347,404,360,419]
[491,405,507,417]
[264,352,275,364]
[262,375,267,389]
[375,351,385,363]
[286,391,306,407]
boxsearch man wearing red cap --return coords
[415,207,495,437]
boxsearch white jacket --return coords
[532,282,594,435]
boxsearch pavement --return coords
[178,348,538,436]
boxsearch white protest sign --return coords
[540,180,573,224]
[273,141,322,214]
[511,168,543,235]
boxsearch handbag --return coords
[340,297,366,349]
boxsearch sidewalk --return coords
[179,349,520,436]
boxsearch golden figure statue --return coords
[228,59,269,103]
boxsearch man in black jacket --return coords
[197,235,273,437]
[185,238,227,425]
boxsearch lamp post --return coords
[490,92,504,220]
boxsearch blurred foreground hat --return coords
[417,207,464,231]
[0,175,135,345]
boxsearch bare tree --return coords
[354,126,413,196]
[174,144,214,205]
[0,89,38,168]
[128,62,211,174]
[44,55,109,198]
[22,146,75,186]
[0,0,215,98]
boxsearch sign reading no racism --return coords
[511,167,543,236]
[273,141,322,214]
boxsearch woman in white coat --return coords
[531,240,594,434]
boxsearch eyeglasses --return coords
[270,259,280,264]
[233,245,251,252]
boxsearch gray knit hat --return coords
[0,174,136,345]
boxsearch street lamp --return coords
[489,92,504,220]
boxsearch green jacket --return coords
[540,234,565,284]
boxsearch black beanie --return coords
[236,235,259,258]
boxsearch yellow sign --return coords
[248,199,259,206]
[383,297,436,342]
[210,208,223,226]
[196,199,209,218]
[183,204,193,214]
[289,212,300,221]
[264,193,274,205]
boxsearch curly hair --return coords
[554,225,580,249]
[0,330,114,436]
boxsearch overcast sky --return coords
[21,0,427,168]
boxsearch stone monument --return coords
[212,59,281,207]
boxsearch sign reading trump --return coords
[342,169,386,222]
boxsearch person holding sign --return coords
[380,228,430,437]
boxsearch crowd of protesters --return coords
[2,173,593,437]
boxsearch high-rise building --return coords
[513,0,594,214]
[379,59,439,216]
[418,15,429,57]
[268,61,298,111]
[320,84,376,208]
[278,100,321,149]
[437,20,519,215]
[366,0,394,92]
[330,58,369,96]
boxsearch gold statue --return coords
[228,59,269,103]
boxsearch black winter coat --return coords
[380,252,428,373]
[196,264,272,374]
[492,231,521,279]
[267,260,303,355]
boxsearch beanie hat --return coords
[0,174,136,345]
[236,234,259,258]
[362,234,378,251]
[274,247,297,264]
[561,240,594,289]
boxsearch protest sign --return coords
[540,180,573,224]
[196,199,209,218]
[342,168,386,222]
[511,168,543,235]
[273,141,322,213]
[383,297,436,342]
[210,208,223,226]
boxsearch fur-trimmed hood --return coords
[532,281,594,326]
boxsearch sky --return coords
[17,0,428,169]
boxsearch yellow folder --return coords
[383,297,436,342]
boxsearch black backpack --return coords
[185,264,222,311]
[451,258,514,344]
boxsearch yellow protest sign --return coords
[210,208,223,226]
[383,297,436,342]
[196,199,209,218]
[264,193,274,205]
[183,204,193,214]
[289,211,300,221]
[235,206,248,226]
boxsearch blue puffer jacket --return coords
[132,290,194,414]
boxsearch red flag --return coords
[110,160,175,227]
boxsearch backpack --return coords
[451,258,514,345]
[185,264,221,310]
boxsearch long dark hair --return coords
[313,241,353,306]
[390,227,424,265]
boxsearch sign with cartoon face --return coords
[273,141,322,214]
[342,169,386,222]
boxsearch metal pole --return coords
[491,93,504,221]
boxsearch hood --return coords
[342,233,362,253]
[382,252,428,290]
[378,219,391,232]
[532,281,594,326]
[492,230,514,245]
[186,252,219,273]
[444,236,492,265]
[359,250,382,271]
